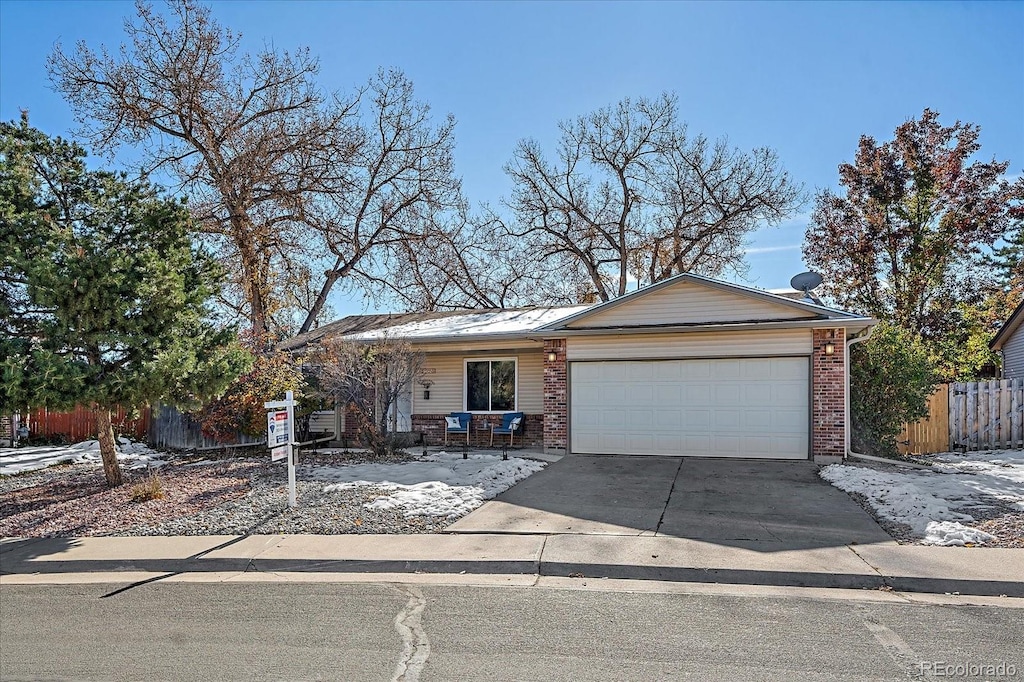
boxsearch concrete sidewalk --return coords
[2,534,1022,598]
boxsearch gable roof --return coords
[537,271,866,332]
[280,273,874,350]
[990,300,1024,351]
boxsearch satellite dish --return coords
[790,271,823,301]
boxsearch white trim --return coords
[530,318,875,340]
[463,356,519,413]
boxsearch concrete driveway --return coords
[448,455,893,550]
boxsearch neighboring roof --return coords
[537,272,866,332]
[767,288,824,305]
[990,300,1024,351]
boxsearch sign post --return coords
[264,390,297,508]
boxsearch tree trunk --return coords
[95,409,123,487]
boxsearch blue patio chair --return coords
[490,412,524,447]
[444,412,472,445]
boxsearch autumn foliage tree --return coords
[804,109,1022,355]
[0,117,248,486]
[804,109,1022,453]
[195,341,305,442]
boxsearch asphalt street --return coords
[2,581,1022,681]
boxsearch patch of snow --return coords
[923,521,995,546]
[821,449,1024,546]
[343,306,589,341]
[0,438,168,476]
[930,449,1024,485]
[318,451,546,519]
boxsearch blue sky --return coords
[2,0,1022,316]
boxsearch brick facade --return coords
[543,339,568,453]
[812,327,846,463]
[341,402,362,442]
[411,413,544,448]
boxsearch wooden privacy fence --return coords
[897,385,950,455]
[949,378,1024,451]
[25,405,150,442]
[148,404,263,451]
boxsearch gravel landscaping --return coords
[0,449,535,537]
[822,451,1024,548]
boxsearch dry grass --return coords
[129,470,165,502]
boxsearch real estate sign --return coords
[267,410,289,448]
[264,391,297,507]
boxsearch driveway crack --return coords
[847,544,892,591]
[655,457,685,535]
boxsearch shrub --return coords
[129,470,165,502]
[850,322,939,457]
[195,348,305,442]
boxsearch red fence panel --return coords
[25,406,151,443]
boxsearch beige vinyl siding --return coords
[412,351,544,414]
[567,280,814,328]
[516,352,544,413]
[1004,328,1024,379]
[566,328,813,361]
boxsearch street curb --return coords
[4,556,1022,597]
[538,561,1024,597]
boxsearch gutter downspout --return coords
[844,326,932,469]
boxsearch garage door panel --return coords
[744,384,773,403]
[626,384,654,405]
[571,358,809,459]
[771,435,807,458]
[627,363,655,381]
[774,409,807,430]
[715,359,742,379]
[742,359,772,379]
[744,409,772,429]
[653,409,683,428]
[713,384,741,404]
[654,384,682,403]
[683,409,710,430]
[685,384,712,403]
[574,408,602,427]
[627,410,653,429]
[682,361,712,379]
[713,409,741,429]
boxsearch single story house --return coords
[991,300,1024,380]
[282,272,875,463]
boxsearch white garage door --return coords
[570,358,809,459]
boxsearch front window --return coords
[466,359,516,411]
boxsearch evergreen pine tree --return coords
[1,116,249,486]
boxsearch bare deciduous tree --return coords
[505,93,803,302]
[298,69,462,332]
[49,1,461,337]
[310,336,423,457]
[355,205,554,311]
